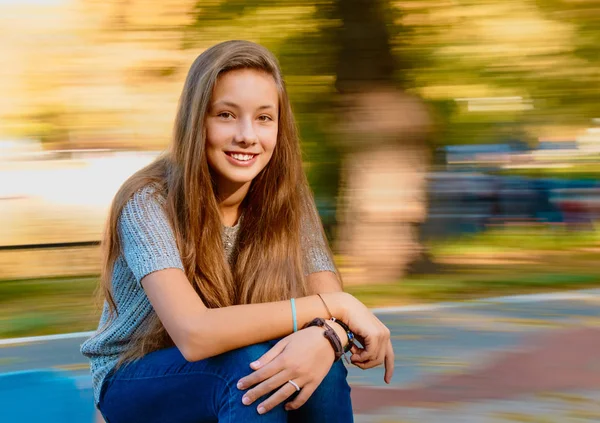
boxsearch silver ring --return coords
[287,380,301,392]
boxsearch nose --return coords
[234,117,258,145]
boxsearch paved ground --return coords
[2,289,600,422]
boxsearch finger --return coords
[350,353,367,364]
[352,336,387,369]
[355,338,378,362]
[242,370,289,405]
[284,383,316,411]
[377,339,388,364]
[352,334,365,349]
[351,347,385,369]
[384,340,395,384]
[238,358,284,391]
[352,360,367,369]
[350,344,362,355]
[351,359,380,370]
[251,339,287,370]
[255,379,300,414]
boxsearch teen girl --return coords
[82,40,394,423]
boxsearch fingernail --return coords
[237,381,244,390]
[250,360,260,368]
[257,406,266,414]
[242,396,251,405]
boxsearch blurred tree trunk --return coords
[332,0,431,285]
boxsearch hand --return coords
[335,293,395,383]
[236,326,336,414]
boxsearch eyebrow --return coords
[212,100,276,111]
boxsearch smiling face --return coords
[205,68,279,197]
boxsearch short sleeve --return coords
[119,185,185,287]
[301,200,337,276]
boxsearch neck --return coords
[217,180,251,227]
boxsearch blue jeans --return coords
[98,341,353,422]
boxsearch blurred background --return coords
[1,0,600,421]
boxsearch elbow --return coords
[179,344,202,362]
[178,336,196,362]
[176,322,213,362]
[178,335,209,362]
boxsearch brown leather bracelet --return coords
[303,317,344,361]
[316,294,356,354]
[330,317,356,353]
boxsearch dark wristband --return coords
[303,317,344,361]
[330,317,356,353]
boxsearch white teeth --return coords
[230,153,254,161]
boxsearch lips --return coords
[226,152,257,161]
[224,151,259,167]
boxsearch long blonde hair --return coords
[101,40,323,361]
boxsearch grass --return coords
[495,164,600,180]
[2,225,600,338]
[0,276,100,339]
[427,224,600,256]
[3,265,600,339]
[346,270,600,308]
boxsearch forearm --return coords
[306,270,343,295]
[183,292,350,361]
[306,271,350,349]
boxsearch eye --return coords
[258,115,273,122]
[217,112,234,120]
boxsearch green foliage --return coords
[4,256,600,337]
[495,165,600,180]
[428,224,600,255]
[0,276,99,338]
[347,272,600,307]
[179,0,600,205]
[188,0,598,148]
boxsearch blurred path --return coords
[2,289,600,422]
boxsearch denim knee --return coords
[100,342,286,423]
[287,360,353,423]
[209,342,288,422]
[205,341,275,383]
[315,360,350,395]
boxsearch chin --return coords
[225,172,259,185]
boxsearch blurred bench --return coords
[0,369,96,423]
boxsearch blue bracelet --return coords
[290,298,298,332]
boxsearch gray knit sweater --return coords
[80,184,335,404]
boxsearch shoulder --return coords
[127,182,167,208]
[121,182,168,219]
[119,182,171,235]
[117,182,184,284]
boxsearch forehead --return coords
[212,68,279,103]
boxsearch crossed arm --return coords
[142,268,394,413]
[142,269,349,362]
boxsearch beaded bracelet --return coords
[330,317,356,353]
[303,317,344,361]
